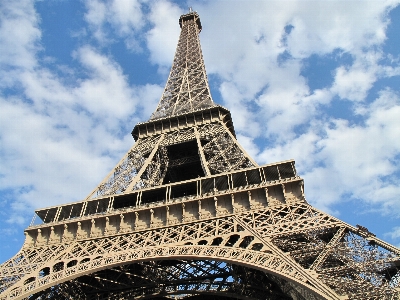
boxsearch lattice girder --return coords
[31,261,317,300]
[0,223,337,299]
[86,109,256,199]
[1,196,399,299]
[2,170,399,299]
[150,11,214,120]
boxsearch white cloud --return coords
[219,82,262,138]
[73,46,138,121]
[236,134,259,160]
[84,0,107,33]
[0,47,162,212]
[84,0,144,49]
[146,0,183,68]
[385,226,400,248]
[198,0,395,77]
[331,51,382,102]
[283,1,394,57]
[108,0,143,35]
[254,86,400,215]
[331,66,374,101]
[386,226,400,239]
[180,1,394,150]
[0,0,40,70]
[0,1,166,222]
[136,83,164,118]
[257,129,320,170]
[286,89,400,214]
[0,95,114,209]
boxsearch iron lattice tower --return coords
[1,11,399,300]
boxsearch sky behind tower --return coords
[1,0,400,262]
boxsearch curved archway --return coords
[4,245,340,300]
[30,262,310,300]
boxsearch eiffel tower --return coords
[1,10,399,300]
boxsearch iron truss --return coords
[1,202,399,299]
[150,11,215,120]
[86,112,256,199]
[1,10,399,300]
[26,260,313,300]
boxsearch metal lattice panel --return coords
[88,134,163,198]
[28,261,319,300]
[150,12,215,120]
[198,123,255,174]
[1,202,399,299]
[86,119,256,199]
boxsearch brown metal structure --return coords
[1,11,399,300]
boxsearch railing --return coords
[31,160,297,226]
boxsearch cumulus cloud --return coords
[257,88,400,214]
[0,0,40,71]
[283,1,394,56]
[387,226,400,239]
[177,1,400,220]
[146,0,183,69]
[0,0,163,224]
[331,51,383,102]
[312,89,400,210]
[257,129,321,170]
[84,0,144,49]
[219,82,262,138]
[192,0,397,126]
[73,46,139,120]
[331,65,375,101]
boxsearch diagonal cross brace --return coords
[232,215,347,300]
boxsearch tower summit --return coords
[1,10,399,300]
[151,11,212,120]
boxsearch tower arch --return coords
[7,245,334,300]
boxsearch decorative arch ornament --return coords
[4,244,335,299]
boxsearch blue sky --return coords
[1,0,400,262]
